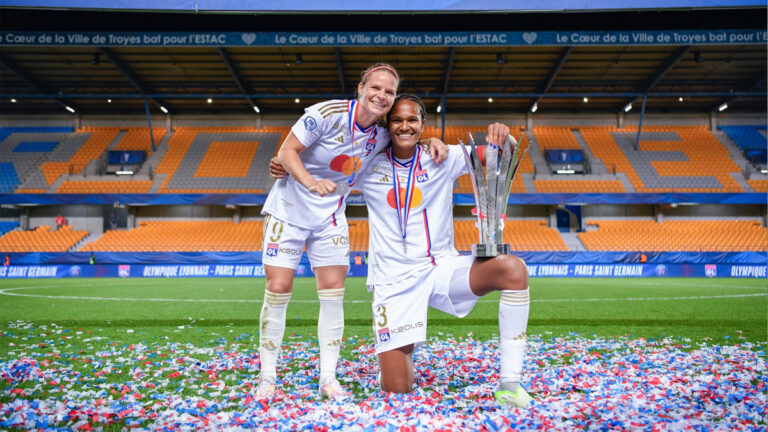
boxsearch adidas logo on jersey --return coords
[334,136,344,144]
[378,175,390,183]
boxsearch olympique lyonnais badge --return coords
[415,169,428,182]
[378,327,390,342]
[266,243,279,257]
[366,139,376,152]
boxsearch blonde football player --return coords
[356,94,534,408]
[258,64,448,403]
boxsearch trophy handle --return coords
[466,133,491,245]
[494,134,516,244]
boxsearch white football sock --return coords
[317,287,345,380]
[258,290,291,378]
[499,287,530,391]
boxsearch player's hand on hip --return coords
[269,156,288,179]
[307,179,337,196]
[485,123,510,149]
[422,137,449,164]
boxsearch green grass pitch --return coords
[0,277,765,355]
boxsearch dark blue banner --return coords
[2,193,764,206]
[107,150,146,165]
[0,0,763,11]
[1,30,765,47]
[0,263,764,278]
[5,251,765,265]
[546,150,584,163]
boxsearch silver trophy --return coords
[459,132,529,257]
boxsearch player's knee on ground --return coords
[377,346,414,393]
[381,371,413,393]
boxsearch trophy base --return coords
[472,243,510,257]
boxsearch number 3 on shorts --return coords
[375,305,387,327]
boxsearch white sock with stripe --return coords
[259,290,291,378]
[318,288,345,380]
[499,287,530,392]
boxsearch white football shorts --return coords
[261,213,350,269]
[370,254,478,354]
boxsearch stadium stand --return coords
[1,126,75,193]
[578,219,767,252]
[747,179,767,192]
[533,126,582,150]
[39,129,120,186]
[579,126,745,192]
[56,180,153,193]
[348,220,369,252]
[4,124,762,195]
[154,127,287,193]
[106,127,167,154]
[74,219,571,252]
[0,225,88,252]
[719,125,767,154]
[454,219,568,251]
[80,220,265,252]
[533,179,625,193]
[0,221,20,236]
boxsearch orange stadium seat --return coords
[80,220,265,252]
[534,179,625,193]
[747,179,767,192]
[533,126,582,150]
[110,127,167,154]
[155,126,288,193]
[0,225,89,252]
[579,126,743,193]
[40,128,119,185]
[57,180,153,193]
[454,219,568,251]
[578,219,766,252]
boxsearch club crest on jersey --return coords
[266,243,279,257]
[303,116,318,131]
[365,139,377,152]
[378,327,391,342]
[415,169,429,182]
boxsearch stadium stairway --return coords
[141,133,173,192]
[713,130,762,192]
[72,232,99,251]
[572,130,610,175]
[525,132,550,178]
[560,232,587,251]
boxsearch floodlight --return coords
[718,103,728,112]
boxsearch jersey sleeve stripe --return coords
[322,109,348,119]
[318,102,348,114]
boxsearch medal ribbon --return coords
[345,100,377,188]
[387,146,422,248]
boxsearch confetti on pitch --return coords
[0,322,765,431]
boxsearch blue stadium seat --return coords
[0,162,20,193]
[0,221,19,236]
[0,126,73,143]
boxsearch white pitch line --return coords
[0,286,764,304]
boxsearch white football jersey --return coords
[358,145,468,285]
[263,99,389,230]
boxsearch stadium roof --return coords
[0,8,765,116]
